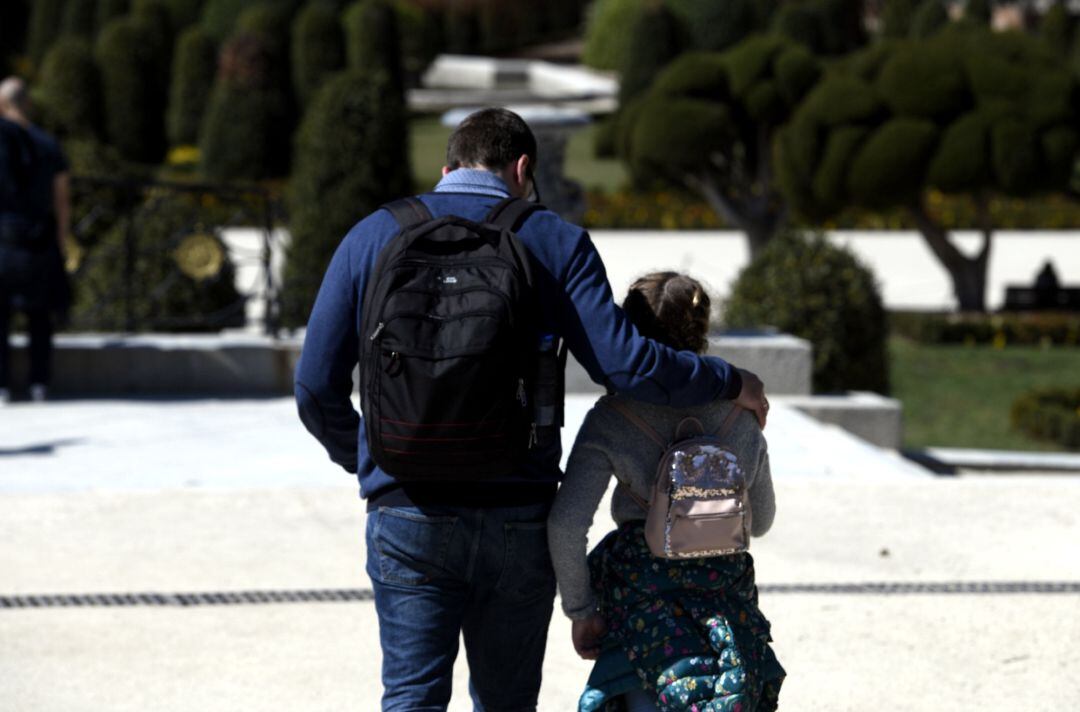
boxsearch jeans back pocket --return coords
[369,507,458,586]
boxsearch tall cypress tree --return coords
[291,2,346,106]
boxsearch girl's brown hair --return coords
[622,272,711,354]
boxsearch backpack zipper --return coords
[517,378,527,406]
[369,322,385,341]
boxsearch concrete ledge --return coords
[8,333,301,397]
[780,391,903,449]
[563,332,813,396]
[923,447,1080,472]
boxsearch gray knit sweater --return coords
[548,394,776,620]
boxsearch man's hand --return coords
[571,614,607,660]
[734,368,769,428]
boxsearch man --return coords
[295,108,769,711]
[0,77,69,404]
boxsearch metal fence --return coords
[68,176,283,335]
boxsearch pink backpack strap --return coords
[602,399,665,512]
[715,405,744,437]
[603,398,667,449]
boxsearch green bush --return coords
[846,118,939,208]
[27,0,65,64]
[36,38,103,140]
[134,0,179,87]
[165,0,207,30]
[881,0,915,38]
[61,0,99,39]
[618,2,685,106]
[344,0,404,94]
[71,193,245,332]
[291,1,346,106]
[668,0,765,52]
[910,0,948,38]
[96,0,131,34]
[199,32,291,180]
[95,15,169,163]
[201,0,249,40]
[890,311,1080,346]
[724,231,890,394]
[395,0,440,84]
[282,69,410,327]
[876,43,968,120]
[964,0,992,25]
[1011,388,1080,450]
[167,26,217,146]
[1041,2,1073,56]
[582,0,642,70]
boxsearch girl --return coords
[548,272,784,712]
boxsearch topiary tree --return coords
[772,0,867,55]
[881,0,915,38]
[165,0,207,30]
[61,0,100,39]
[776,28,1080,312]
[36,38,103,140]
[134,0,179,87]
[619,35,823,256]
[343,0,405,94]
[964,0,992,25]
[291,1,345,106]
[583,0,643,70]
[910,0,948,38]
[199,30,291,180]
[282,69,410,327]
[395,0,442,85]
[27,0,65,65]
[724,231,889,394]
[201,0,249,41]
[167,26,217,146]
[1041,1,1073,57]
[444,0,481,54]
[95,14,169,163]
[96,0,131,35]
[618,1,686,106]
[667,0,771,53]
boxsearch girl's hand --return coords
[572,614,607,660]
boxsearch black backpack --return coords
[360,196,549,480]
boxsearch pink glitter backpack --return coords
[605,400,751,559]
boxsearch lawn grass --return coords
[409,114,627,194]
[889,337,1080,451]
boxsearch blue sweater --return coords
[294,169,742,505]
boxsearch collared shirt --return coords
[433,167,512,198]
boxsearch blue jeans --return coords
[365,502,557,712]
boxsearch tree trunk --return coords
[907,198,992,312]
[688,173,783,260]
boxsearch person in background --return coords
[0,76,70,404]
[548,272,784,712]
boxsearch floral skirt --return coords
[580,522,785,712]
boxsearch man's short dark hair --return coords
[446,108,537,175]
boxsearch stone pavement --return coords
[2,397,1079,711]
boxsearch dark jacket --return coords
[294,169,743,507]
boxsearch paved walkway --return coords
[2,398,1079,710]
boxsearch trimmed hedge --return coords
[583,0,642,70]
[1011,388,1080,450]
[95,15,169,163]
[27,0,65,64]
[910,0,948,38]
[37,39,103,140]
[167,26,218,146]
[343,0,404,94]
[291,1,346,106]
[199,32,291,180]
[282,68,410,327]
[61,0,99,39]
[890,311,1080,346]
[96,0,132,34]
[618,2,685,106]
[724,231,890,394]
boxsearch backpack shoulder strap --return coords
[714,405,744,438]
[383,197,432,230]
[603,398,668,449]
[485,196,543,232]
